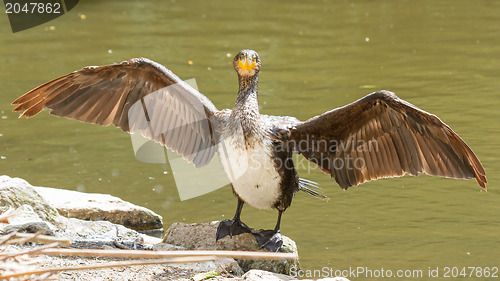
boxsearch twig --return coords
[5,232,44,246]
[0,256,217,279]
[0,232,17,245]
[38,248,298,260]
[0,207,16,223]
[2,233,71,247]
[0,242,60,261]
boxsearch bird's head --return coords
[233,49,261,77]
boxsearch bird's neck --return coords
[234,75,259,116]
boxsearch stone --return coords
[154,242,244,276]
[160,221,299,275]
[1,204,57,235]
[32,185,163,231]
[242,270,351,281]
[152,243,186,251]
[243,269,296,280]
[61,218,161,249]
[0,176,63,226]
[0,175,162,249]
[171,257,244,277]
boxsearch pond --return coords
[1,1,499,279]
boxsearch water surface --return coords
[1,1,499,279]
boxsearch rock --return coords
[160,221,299,275]
[152,242,186,251]
[61,218,162,249]
[1,204,57,235]
[0,176,63,227]
[0,175,162,249]
[32,185,163,231]
[243,269,297,280]
[242,270,351,281]
[154,241,244,276]
[171,257,244,277]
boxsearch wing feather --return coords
[12,58,219,167]
[289,91,486,190]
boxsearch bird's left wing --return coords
[12,58,219,167]
[287,91,486,190]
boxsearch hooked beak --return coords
[238,57,256,72]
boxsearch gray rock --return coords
[0,176,63,226]
[32,185,163,231]
[154,241,244,276]
[243,269,351,281]
[171,257,244,277]
[1,204,57,235]
[160,221,299,275]
[61,218,162,249]
[0,175,162,249]
[243,269,297,280]
[152,242,187,251]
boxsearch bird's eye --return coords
[252,56,256,61]
[239,54,244,61]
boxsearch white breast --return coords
[218,134,281,209]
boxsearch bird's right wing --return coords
[12,58,219,167]
[288,91,486,190]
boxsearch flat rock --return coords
[32,185,163,231]
[174,257,244,277]
[243,270,351,281]
[243,269,297,280]
[160,221,299,275]
[0,175,162,249]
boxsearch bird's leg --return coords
[252,211,284,252]
[216,199,253,240]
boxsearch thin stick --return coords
[0,232,17,245]
[5,232,44,245]
[3,233,72,246]
[0,207,16,223]
[0,242,60,260]
[38,248,298,260]
[0,256,217,279]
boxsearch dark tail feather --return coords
[299,178,329,200]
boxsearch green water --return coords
[1,1,499,279]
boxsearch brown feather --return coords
[289,91,487,190]
[12,58,219,168]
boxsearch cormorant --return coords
[12,49,487,252]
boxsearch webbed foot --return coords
[253,229,283,252]
[216,219,253,240]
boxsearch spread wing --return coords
[12,58,219,167]
[288,91,487,190]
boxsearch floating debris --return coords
[359,85,378,89]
